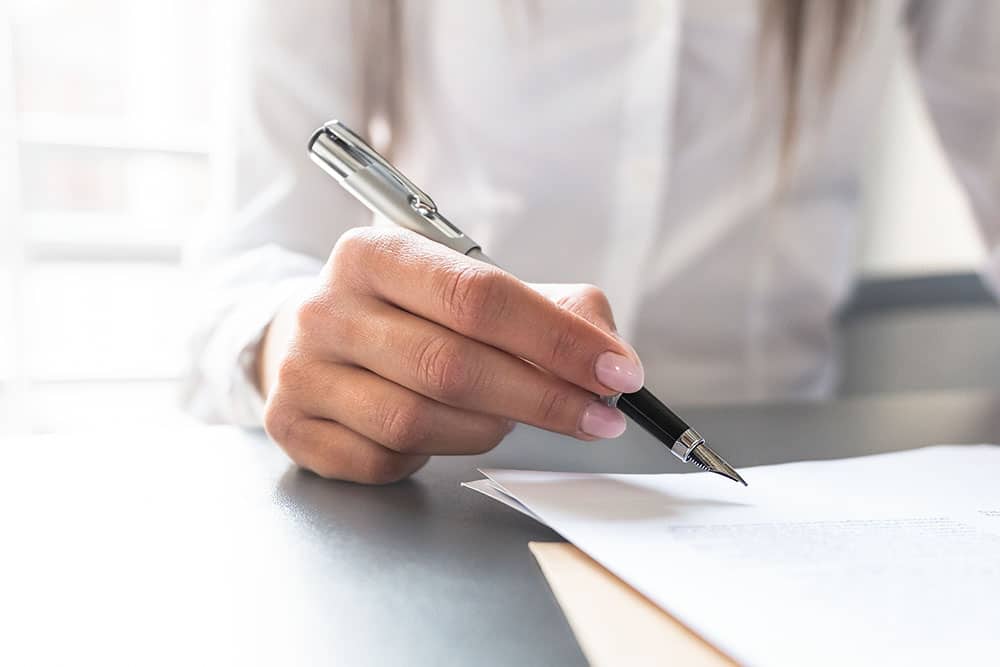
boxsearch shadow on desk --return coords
[275,466,431,535]
[273,463,561,552]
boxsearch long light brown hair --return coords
[761,0,865,165]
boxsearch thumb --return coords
[529,283,617,334]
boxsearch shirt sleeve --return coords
[907,0,1000,295]
[181,0,373,425]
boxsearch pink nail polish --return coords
[580,402,627,439]
[595,351,644,393]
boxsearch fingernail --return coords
[595,351,644,393]
[580,402,627,439]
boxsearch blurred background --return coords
[0,0,232,433]
[0,0,996,435]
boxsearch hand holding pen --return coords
[259,120,744,486]
[258,220,645,484]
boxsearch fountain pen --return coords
[307,120,747,486]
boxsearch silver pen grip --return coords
[342,169,483,258]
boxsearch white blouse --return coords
[183,0,1000,425]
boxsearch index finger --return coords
[342,228,644,396]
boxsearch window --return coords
[1,0,233,433]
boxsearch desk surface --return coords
[4,390,1000,666]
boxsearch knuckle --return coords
[577,283,610,309]
[331,226,376,264]
[323,305,357,348]
[414,336,471,401]
[439,264,511,333]
[273,355,310,394]
[329,228,374,281]
[547,324,586,368]
[332,226,407,265]
[469,419,512,455]
[535,386,571,426]
[328,227,413,291]
[328,231,364,281]
[295,296,332,333]
[378,401,429,453]
[309,456,345,481]
[263,400,301,448]
[295,295,357,348]
[555,283,616,332]
[291,428,348,481]
[358,450,412,485]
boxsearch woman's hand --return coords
[257,227,643,484]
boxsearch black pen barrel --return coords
[618,387,690,446]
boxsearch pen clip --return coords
[322,120,438,216]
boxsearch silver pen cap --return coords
[308,120,485,259]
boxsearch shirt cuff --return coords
[197,275,317,428]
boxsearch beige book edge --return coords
[529,542,737,667]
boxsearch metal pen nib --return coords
[687,442,747,486]
[614,389,747,486]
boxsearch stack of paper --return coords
[465,445,1000,666]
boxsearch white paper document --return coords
[465,445,1000,666]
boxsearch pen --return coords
[307,120,746,486]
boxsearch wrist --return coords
[256,296,302,399]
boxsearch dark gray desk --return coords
[4,390,1000,666]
